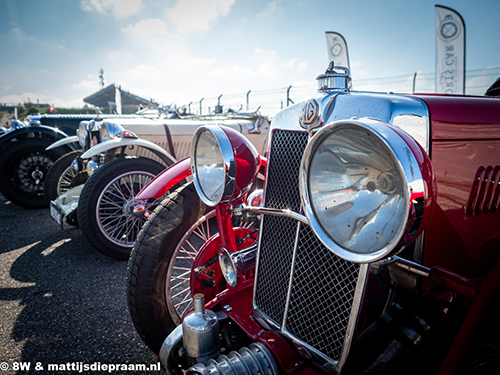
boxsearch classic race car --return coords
[0,113,151,208]
[126,62,500,374]
[0,114,94,208]
[42,106,189,205]
[49,111,270,259]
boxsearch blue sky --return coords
[0,0,499,116]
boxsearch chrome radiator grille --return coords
[255,129,362,366]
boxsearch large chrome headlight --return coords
[300,118,436,263]
[77,121,89,148]
[191,125,260,206]
[100,121,125,142]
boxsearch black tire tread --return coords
[126,181,208,352]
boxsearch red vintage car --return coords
[126,63,500,375]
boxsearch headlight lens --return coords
[191,125,260,206]
[100,121,124,142]
[300,119,435,263]
[77,121,89,148]
[194,129,226,204]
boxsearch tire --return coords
[78,156,166,260]
[43,150,83,205]
[126,181,212,353]
[126,181,258,353]
[0,138,67,209]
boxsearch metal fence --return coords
[3,66,499,119]
[190,66,500,118]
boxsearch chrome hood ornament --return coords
[299,61,352,131]
[316,61,351,93]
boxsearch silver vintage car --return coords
[48,109,270,259]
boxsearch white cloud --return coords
[8,27,34,44]
[122,19,170,39]
[106,50,122,60]
[80,0,141,18]
[101,46,311,117]
[257,0,279,17]
[0,92,83,107]
[297,62,307,71]
[166,0,235,32]
[72,77,100,91]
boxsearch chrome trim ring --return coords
[190,126,236,206]
[300,118,426,263]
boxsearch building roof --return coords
[83,84,158,108]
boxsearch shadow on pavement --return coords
[0,195,159,374]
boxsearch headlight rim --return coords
[77,121,89,148]
[299,118,427,263]
[190,125,236,207]
[99,121,125,143]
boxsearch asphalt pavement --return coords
[0,193,159,374]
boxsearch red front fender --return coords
[136,156,267,201]
[136,157,192,200]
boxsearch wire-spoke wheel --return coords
[166,210,255,323]
[78,157,166,259]
[166,210,218,323]
[0,138,67,208]
[97,170,161,247]
[126,181,256,353]
[44,150,83,205]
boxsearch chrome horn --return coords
[219,244,257,287]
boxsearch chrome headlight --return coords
[191,125,260,207]
[300,118,436,263]
[77,121,89,148]
[100,121,125,142]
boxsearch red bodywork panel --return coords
[415,94,500,140]
[219,126,262,203]
[414,95,500,279]
[136,156,191,200]
[209,281,321,374]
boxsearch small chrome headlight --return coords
[191,125,260,207]
[100,121,125,142]
[77,121,89,148]
[300,118,435,263]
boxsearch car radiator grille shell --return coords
[254,129,363,367]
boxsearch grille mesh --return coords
[286,225,360,360]
[255,129,361,364]
[262,129,308,212]
[255,130,308,325]
[255,215,297,324]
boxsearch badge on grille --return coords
[299,98,322,131]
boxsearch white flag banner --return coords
[435,5,465,94]
[325,31,350,70]
[115,86,122,115]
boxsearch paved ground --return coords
[0,193,159,374]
